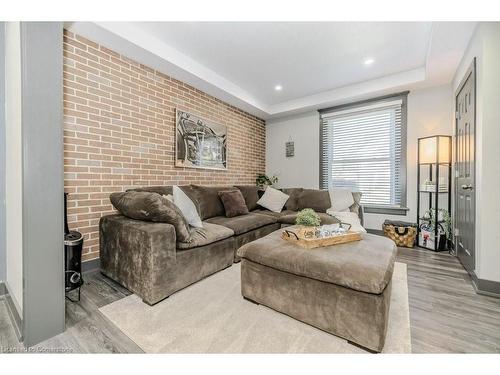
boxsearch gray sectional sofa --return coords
[99,185,363,305]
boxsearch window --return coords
[319,93,408,213]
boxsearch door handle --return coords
[461,184,473,190]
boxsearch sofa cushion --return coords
[110,191,191,242]
[350,192,362,215]
[127,185,173,196]
[205,213,277,235]
[127,185,200,214]
[281,188,303,211]
[176,222,234,250]
[235,185,261,211]
[219,190,249,217]
[279,212,341,225]
[191,185,238,220]
[297,189,331,212]
[252,209,295,219]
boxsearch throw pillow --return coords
[126,186,172,196]
[256,187,289,213]
[191,185,238,220]
[110,191,192,242]
[328,188,355,212]
[218,190,250,218]
[172,185,203,228]
[234,185,261,211]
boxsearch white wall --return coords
[266,85,454,230]
[453,23,500,283]
[266,111,320,189]
[477,24,500,283]
[364,85,453,228]
[5,22,23,312]
[0,23,6,283]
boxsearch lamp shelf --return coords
[418,217,445,224]
[418,190,449,194]
[416,135,452,252]
[417,162,452,166]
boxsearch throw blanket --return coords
[326,209,367,233]
[327,188,365,233]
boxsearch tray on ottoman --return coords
[282,225,362,249]
[237,229,397,352]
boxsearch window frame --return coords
[319,91,409,215]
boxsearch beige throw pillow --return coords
[328,188,355,212]
[256,187,289,213]
[172,185,203,228]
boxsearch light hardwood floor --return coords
[1,247,500,353]
[398,247,500,353]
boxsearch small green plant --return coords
[295,209,321,227]
[255,174,278,188]
[423,208,452,238]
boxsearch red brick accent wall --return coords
[63,30,266,261]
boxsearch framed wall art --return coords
[175,109,227,170]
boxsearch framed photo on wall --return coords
[175,109,227,170]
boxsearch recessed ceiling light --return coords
[364,58,375,66]
[274,85,283,91]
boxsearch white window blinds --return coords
[320,98,406,208]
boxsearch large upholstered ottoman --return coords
[236,229,397,352]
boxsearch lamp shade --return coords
[418,136,451,164]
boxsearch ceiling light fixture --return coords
[274,85,283,91]
[364,58,375,66]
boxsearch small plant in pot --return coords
[295,209,321,237]
[255,174,278,189]
[422,208,451,238]
[422,208,452,250]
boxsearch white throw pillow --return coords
[326,209,366,233]
[257,187,289,213]
[171,186,203,228]
[328,188,355,212]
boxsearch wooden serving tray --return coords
[281,226,362,249]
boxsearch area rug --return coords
[99,262,411,353]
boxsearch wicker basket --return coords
[382,220,417,248]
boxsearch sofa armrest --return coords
[99,214,177,304]
[358,205,364,227]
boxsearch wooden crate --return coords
[281,226,362,249]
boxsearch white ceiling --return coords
[137,22,433,104]
[66,22,477,119]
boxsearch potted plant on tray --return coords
[295,208,321,238]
